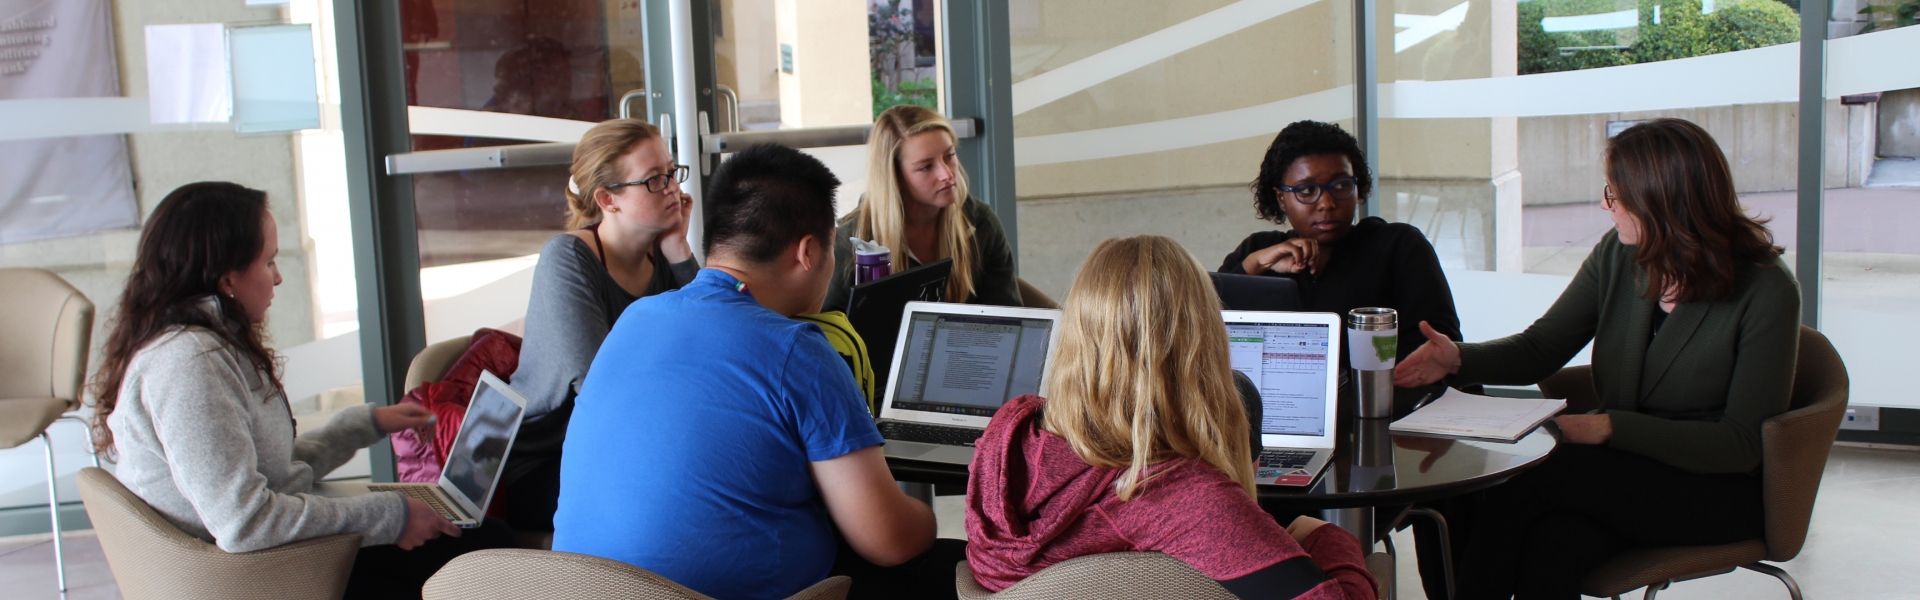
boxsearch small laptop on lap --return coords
[316,370,528,528]
[844,259,953,405]
[875,301,1062,465]
[1224,311,1343,487]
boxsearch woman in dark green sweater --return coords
[1396,119,1800,599]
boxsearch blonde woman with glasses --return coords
[964,235,1377,600]
[823,105,1020,310]
[507,119,700,532]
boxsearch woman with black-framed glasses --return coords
[504,119,702,534]
[1218,120,1464,373]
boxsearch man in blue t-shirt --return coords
[553,144,940,600]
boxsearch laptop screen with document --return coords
[887,310,1055,418]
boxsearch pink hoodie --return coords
[964,395,1377,599]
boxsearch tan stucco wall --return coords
[775,0,872,127]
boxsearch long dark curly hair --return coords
[1249,120,1374,224]
[89,182,283,458]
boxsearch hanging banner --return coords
[0,0,139,244]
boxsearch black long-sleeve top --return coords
[1218,217,1464,371]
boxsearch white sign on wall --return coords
[0,0,139,243]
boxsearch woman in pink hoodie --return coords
[964,235,1378,600]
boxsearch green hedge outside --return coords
[1519,0,1800,74]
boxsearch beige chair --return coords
[423,548,851,600]
[76,467,361,600]
[1538,325,1846,600]
[0,268,95,591]
[1015,277,1058,310]
[956,551,1395,599]
[405,334,473,391]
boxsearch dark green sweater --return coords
[1455,231,1800,474]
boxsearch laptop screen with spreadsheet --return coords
[1225,318,1338,440]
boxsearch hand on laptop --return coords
[375,404,436,437]
[398,497,461,550]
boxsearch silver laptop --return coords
[316,370,528,528]
[1225,311,1343,487]
[875,301,1062,465]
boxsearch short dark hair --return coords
[1250,120,1374,224]
[703,144,842,263]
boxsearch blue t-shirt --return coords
[552,269,884,600]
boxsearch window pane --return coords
[1012,0,1355,297]
[1379,0,1800,352]
[1821,17,1920,409]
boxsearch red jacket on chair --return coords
[391,328,522,484]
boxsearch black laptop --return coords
[844,259,953,407]
[1210,272,1305,312]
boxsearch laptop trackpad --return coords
[885,442,936,459]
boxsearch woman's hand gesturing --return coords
[1393,321,1461,387]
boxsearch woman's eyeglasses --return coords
[1602,184,1616,209]
[606,165,691,194]
[1277,178,1359,204]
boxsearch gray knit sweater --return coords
[108,326,408,552]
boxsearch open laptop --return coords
[1224,311,1343,487]
[1210,272,1304,312]
[844,259,953,407]
[316,370,528,528]
[874,301,1062,465]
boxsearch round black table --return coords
[886,382,1558,545]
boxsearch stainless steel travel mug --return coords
[1348,307,1398,419]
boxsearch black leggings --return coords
[829,536,968,600]
[498,458,562,531]
[1455,444,1763,600]
[344,517,518,600]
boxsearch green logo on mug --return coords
[1372,334,1397,363]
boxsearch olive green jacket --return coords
[1455,231,1800,474]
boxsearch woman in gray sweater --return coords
[502,119,700,532]
[91,182,510,599]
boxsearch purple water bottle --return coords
[852,238,893,284]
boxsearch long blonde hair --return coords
[848,105,976,303]
[1042,235,1255,500]
[564,119,662,230]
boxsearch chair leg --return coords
[1642,581,1670,600]
[1408,507,1456,600]
[1380,535,1397,600]
[41,431,66,592]
[1741,563,1804,600]
[57,415,101,468]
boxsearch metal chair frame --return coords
[36,414,102,592]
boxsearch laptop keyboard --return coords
[879,421,986,448]
[369,485,464,521]
[1258,449,1316,470]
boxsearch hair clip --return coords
[567,176,581,195]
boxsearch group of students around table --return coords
[89,104,1801,600]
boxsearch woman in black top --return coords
[1221,120,1466,600]
[1218,120,1463,370]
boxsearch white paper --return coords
[145,23,231,124]
[1390,389,1566,442]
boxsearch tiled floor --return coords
[7,445,1916,599]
